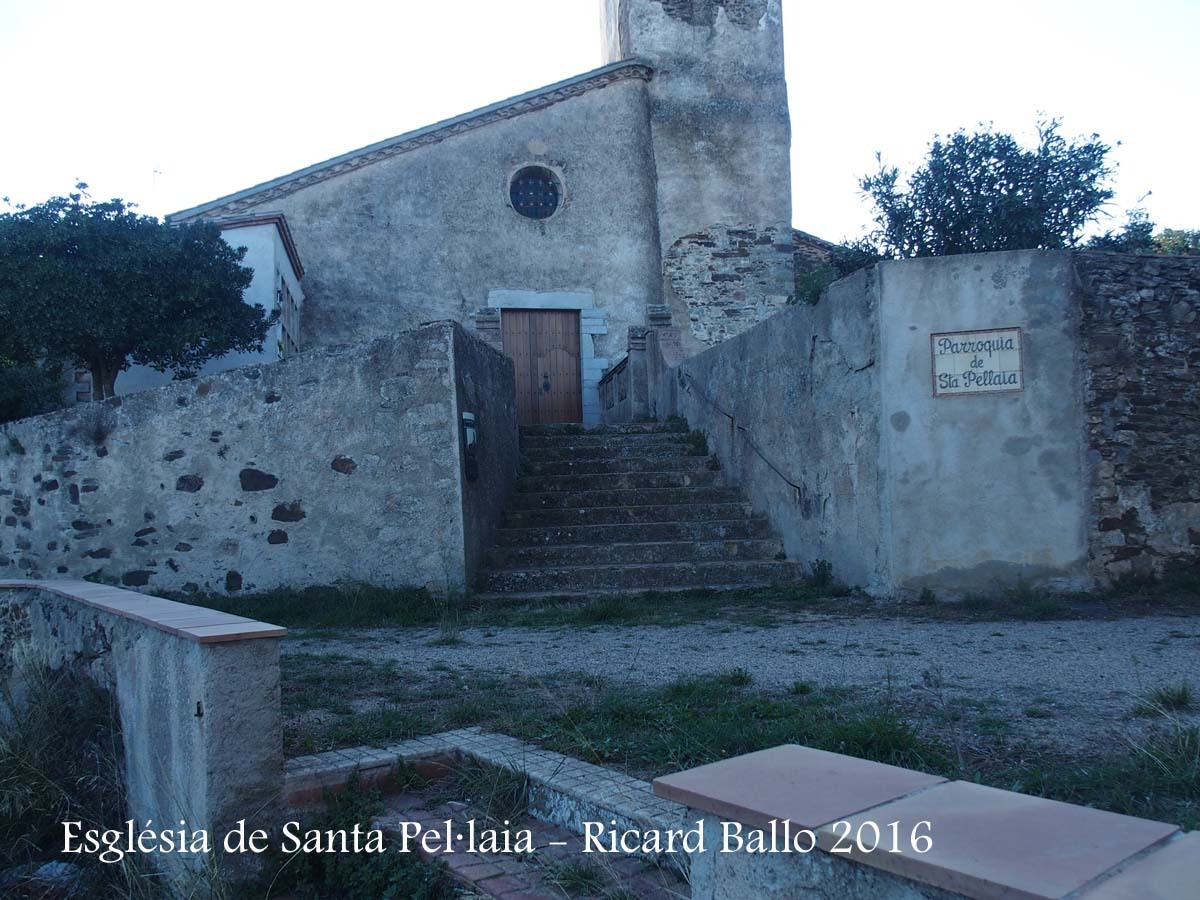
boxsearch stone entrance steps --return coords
[476,421,800,599]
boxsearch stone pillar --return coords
[469,307,504,352]
[647,303,685,367]
[627,326,650,422]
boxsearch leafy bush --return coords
[1,661,124,870]
[861,119,1114,258]
[259,773,449,900]
[0,358,63,424]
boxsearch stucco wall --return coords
[452,326,520,585]
[653,250,1185,595]
[878,252,1090,592]
[216,78,661,371]
[0,583,282,887]
[667,268,885,589]
[602,0,791,257]
[0,323,511,595]
[1074,252,1200,581]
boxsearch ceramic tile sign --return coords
[931,328,1023,396]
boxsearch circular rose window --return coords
[509,166,561,220]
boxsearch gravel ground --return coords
[286,614,1200,752]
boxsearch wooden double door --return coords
[501,309,582,425]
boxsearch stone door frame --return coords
[487,290,609,426]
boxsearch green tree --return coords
[1087,211,1200,255]
[1154,228,1200,256]
[0,185,267,400]
[1086,208,1157,253]
[861,120,1115,258]
[0,358,63,423]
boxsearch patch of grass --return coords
[448,760,531,826]
[790,680,814,696]
[184,582,449,629]
[283,659,947,778]
[551,860,606,896]
[283,657,1200,831]
[681,429,708,456]
[1136,682,1194,716]
[0,657,169,897]
[726,667,754,687]
[577,594,636,624]
[187,583,850,631]
[251,773,451,899]
[428,612,465,647]
[807,558,835,589]
[1008,721,1200,829]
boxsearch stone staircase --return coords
[476,421,801,598]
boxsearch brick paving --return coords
[373,789,688,899]
[286,729,692,898]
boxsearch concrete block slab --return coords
[817,780,1180,900]
[653,744,946,830]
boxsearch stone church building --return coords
[167,0,829,425]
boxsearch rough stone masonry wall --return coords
[1074,252,1200,581]
[0,322,507,595]
[664,226,832,348]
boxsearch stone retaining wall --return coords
[1074,252,1200,582]
[611,249,1200,595]
[0,322,517,595]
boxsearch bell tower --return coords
[600,0,792,252]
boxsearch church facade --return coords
[168,0,825,425]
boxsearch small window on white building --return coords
[278,274,300,358]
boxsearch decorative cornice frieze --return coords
[169,61,653,223]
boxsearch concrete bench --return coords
[0,579,286,888]
[653,744,1197,900]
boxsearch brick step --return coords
[517,469,722,493]
[493,518,772,547]
[485,538,784,568]
[503,501,753,528]
[509,485,740,510]
[520,432,699,451]
[478,559,802,593]
[523,442,703,461]
[520,455,716,477]
[519,422,687,436]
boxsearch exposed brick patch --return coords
[665,225,832,346]
[1075,252,1200,580]
[225,570,243,592]
[652,0,767,29]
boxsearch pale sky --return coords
[1,0,1196,243]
